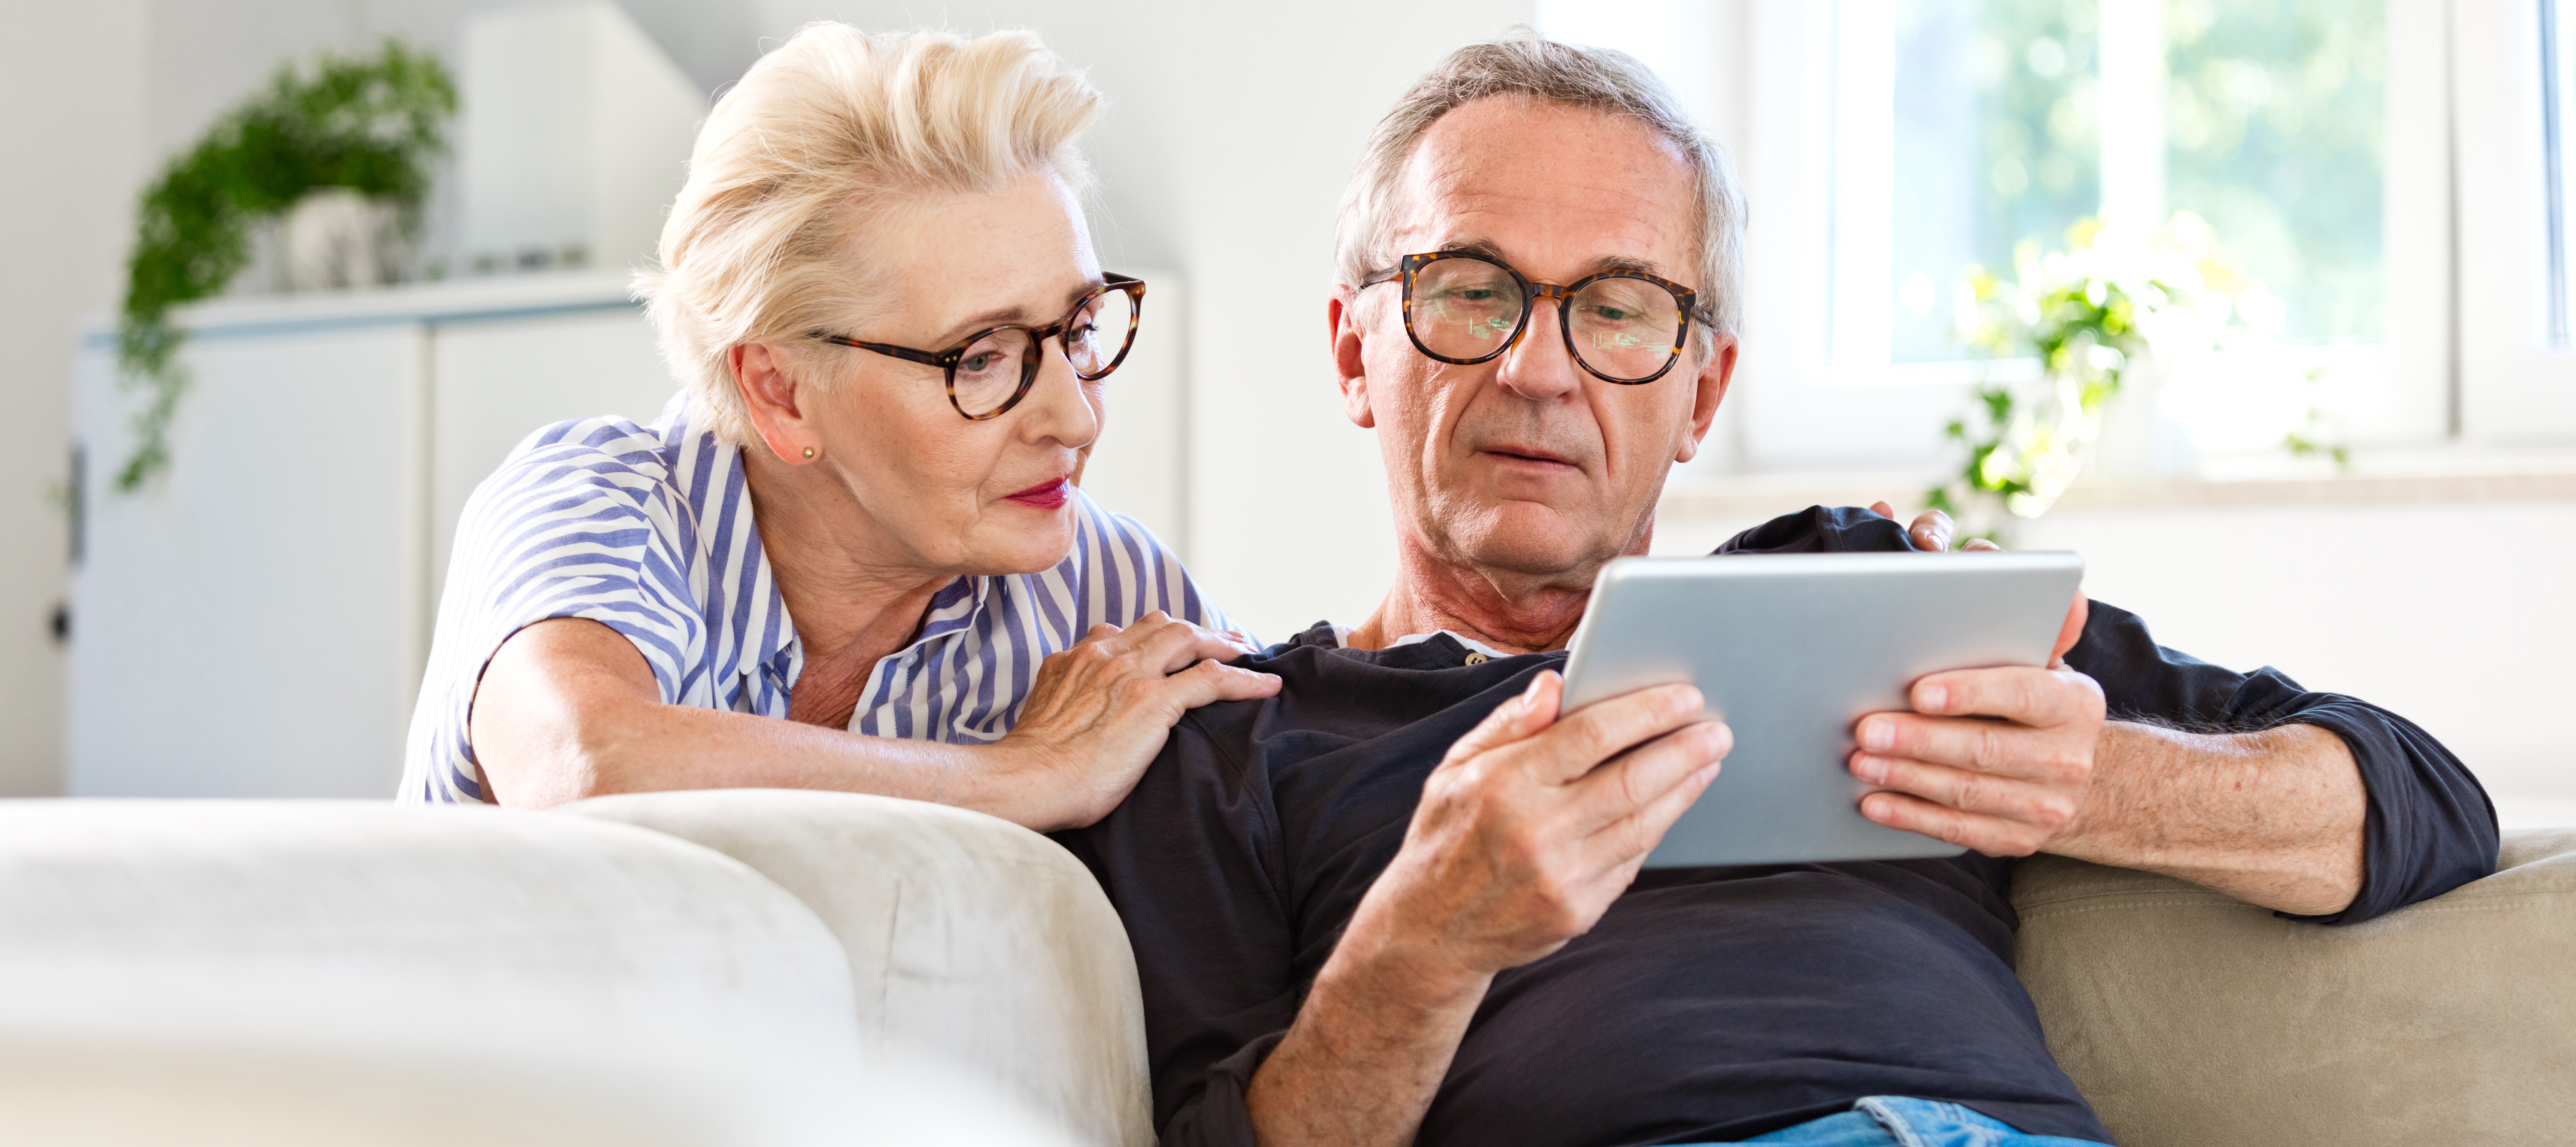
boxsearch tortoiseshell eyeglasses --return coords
[812,273,1146,420]
[1359,252,1713,384]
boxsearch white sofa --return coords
[0,795,1114,1147]
[3,791,2567,1147]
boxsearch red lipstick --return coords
[1003,478,1072,509]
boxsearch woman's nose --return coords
[1015,337,1101,449]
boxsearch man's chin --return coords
[1431,504,1620,583]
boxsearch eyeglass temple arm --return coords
[818,335,948,368]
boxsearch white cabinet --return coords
[69,275,670,796]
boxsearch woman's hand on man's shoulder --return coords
[988,613,1282,831]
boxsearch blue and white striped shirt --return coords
[399,393,1242,804]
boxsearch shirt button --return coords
[1463,652,1489,666]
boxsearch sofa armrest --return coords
[565,790,1150,1147]
[2010,827,2576,1147]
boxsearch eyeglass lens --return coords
[949,287,1139,417]
[1411,256,1683,382]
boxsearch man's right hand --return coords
[1244,671,1727,1147]
[1360,671,1730,980]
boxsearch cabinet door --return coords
[70,326,428,797]
[429,308,674,606]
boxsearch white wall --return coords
[0,0,148,795]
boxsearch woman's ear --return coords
[734,343,823,464]
[1329,288,1376,430]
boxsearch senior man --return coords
[1064,35,2494,1147]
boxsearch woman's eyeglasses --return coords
[812,273,1145,420]
[1359,252,1712,384]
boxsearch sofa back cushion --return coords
[2012,827,2576,1146]
[569,789,1155,1147]
[0,800,898,1144]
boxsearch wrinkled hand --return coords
[1001,611,1279,830]
[1869,501,2002,553]
[1359,672,1730,980]
[1849,595,2103,855]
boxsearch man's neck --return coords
[1344,542,1616,656]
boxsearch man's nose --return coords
[1493,297,1583,401]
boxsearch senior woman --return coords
[397,23,1275,829]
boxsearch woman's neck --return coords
[740,447,952,671]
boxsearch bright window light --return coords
[1843,0,2388,368]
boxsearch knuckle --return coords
[1953,773,1995,812]
[1973,725,2008,768]
[2033,795,2077,833]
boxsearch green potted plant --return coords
[1928,213,2263,536]
[115,39,456,493]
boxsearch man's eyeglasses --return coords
[1359,252,1713,385]
[812,273,1146,420]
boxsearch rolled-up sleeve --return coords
[2064,600,2499,924]
[1716,506,2501,923]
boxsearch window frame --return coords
[2455,0,2576,441]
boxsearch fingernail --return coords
[1853,754,1888,783]
[1862,794,1889,820]
[1859,719,1893,751]
[1918,684,1947,712]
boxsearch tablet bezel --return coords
[1559,550,2085,868]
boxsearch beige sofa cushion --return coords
[568,789,1154,1147]
[2012,827,2576,1146]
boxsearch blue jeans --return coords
[1683,1096,2112,1147]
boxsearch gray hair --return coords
[1333,31,1747,342]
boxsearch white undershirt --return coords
[1328,625,1513,661]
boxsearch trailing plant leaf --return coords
[1927,214,2252,532]
[115,39,456,492]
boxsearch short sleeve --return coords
[398,428,707,803]
[1073,489,1257,644]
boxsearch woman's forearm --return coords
[471,617,1071,827]
[569,695,1059,820]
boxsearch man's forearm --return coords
[2050,721,2366,915]
[1244,910,1491,1147]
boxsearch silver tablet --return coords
[1558,551,2085,868]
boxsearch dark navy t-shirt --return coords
[1062,506,2497,1147]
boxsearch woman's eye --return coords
[962,352,1001,372]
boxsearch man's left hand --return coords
[1848,595,2105,856]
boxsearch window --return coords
[1551,0,2477,470]
[1844,2,2396,410]
[2457,0,2576,439]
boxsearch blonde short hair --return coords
[1335,32,1745,343]
[635,23,1105,446]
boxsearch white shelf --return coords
[82,271,640,344]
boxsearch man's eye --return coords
[1591,306,1635,322]
[962,352,1002,372]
